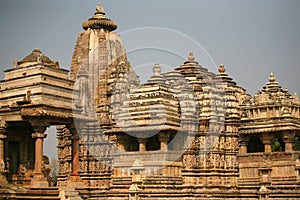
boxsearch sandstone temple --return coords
[0,3,299,200]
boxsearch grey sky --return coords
[0,0,299,159]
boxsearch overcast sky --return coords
[0,0,299,159]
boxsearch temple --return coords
[0,3,299,200]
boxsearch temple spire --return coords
[264,72,281,92]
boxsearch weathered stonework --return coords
[0,2,299,200]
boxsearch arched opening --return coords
[247,134,264,153]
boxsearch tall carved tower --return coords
[70,3,139,129]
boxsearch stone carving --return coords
[96,3,104,13]
[0,3,299,200]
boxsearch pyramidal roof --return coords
[18,49,53,65]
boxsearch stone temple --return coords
[0,3,299,200]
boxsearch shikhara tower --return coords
[70,3,139,129]
[0,2,299,200]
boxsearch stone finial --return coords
[293,93,299,103]
[188,52,195,62]
[25,90,31,102]
[13,59,18,69]
[153,63,161,76]
[33,48,42,54]
[54,61,59,68]
[82,2,117,31]
[96,2,104,13]
[183,52,199,65]
[218,63,226,73]
[37,54,42,63]
[285,87,289,93]
[269,72,276,82]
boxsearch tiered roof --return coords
[240,73,300,134]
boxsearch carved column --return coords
[71,134,80,179]
[159,132,170,151]
[138,138,147,153]
[0,125,7,184]
[239,135,249,154]
[260,133,273,153]
[67,124,83,184]
[31,126,48,187]
[283,131,295,152]
[0,127,6,172]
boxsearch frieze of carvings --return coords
[199,155,205,169]
[224,137,231,149]
[20,107,73,118]
[206,153,213,168]
[183,153,232,169]
[183,154,194,169]
[214,154,220,168]
[220,154,225,168]
[219,136,225,150]
[233,137,239,151]
[58,162,64,174]
[260,132,274,144]
[79,145,88,157]
[231,155,237,168]
[79,160,88,173]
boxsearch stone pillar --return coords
[0,125,7,185]
[71,134,80,180]
[159,132,170,151]
[31,126,48,188]
[138,138,147,153]
[282,131,295,152]
[67,124,84,187]
[239,135,249,154]
[260,133,273,153]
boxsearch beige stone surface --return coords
[0,3,299,200]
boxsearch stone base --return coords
[59,189,83,200]
[30,180,49,188]
[0,174,8,188]
[66,180,85,188]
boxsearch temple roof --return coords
[82,3,117,31]
[17,48,55,66]
[145,64,167,86]
[251,73,299,106]
[239,73,300,134]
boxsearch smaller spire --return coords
[293,93,299,103]
[146,63,166,85]
[285,86,289,92]
[153,63,161,76]
[183,52,199,65]
[188,52,195,62]
[265,72,281,92]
